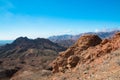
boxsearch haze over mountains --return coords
[0,30,119,47]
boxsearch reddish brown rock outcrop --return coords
[67,55,80,68]
[74,34,102,48]
[51,34,102,73]
[51,32,120,73]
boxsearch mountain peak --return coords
[12,37,30,44]
[0,37,66,58]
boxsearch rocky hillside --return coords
[49,32,120,80]
[0,37,66,80]
[51,34,102,73]
[0,37,66,58]
[10,32,120,80]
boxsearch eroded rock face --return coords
[0,37,67,79]
[51,32,120,73]
[51,34,102,73]
[67,55,80,68]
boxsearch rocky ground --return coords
[0,37,66,80]
[1,32,120,80]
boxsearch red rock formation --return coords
[51,32,120,73]
[51,34,102,73]
[67,55,80,68]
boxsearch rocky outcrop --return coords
[51,32,120,73]
[51,34,102,73]
[67,55,80,68]
[74,34,102,50]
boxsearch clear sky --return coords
[0,0,120,40]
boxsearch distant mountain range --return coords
[0,37,66,79]
[48,30,120,47]
[0,30,119,47]
[0,37,66,58]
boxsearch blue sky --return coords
[0,0,120,40]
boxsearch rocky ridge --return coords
[1,32,120,80]
[0,37,66,80]
[51,32,120,73]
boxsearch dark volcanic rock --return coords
[0,37,66,79]
[0,37,66,58]
[0,67,20,78]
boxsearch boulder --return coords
[67,55,80,68]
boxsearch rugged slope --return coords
[0,37,66,80]
[10,32,120,80]
[53,33,120,72]
[50,32,120,80]
[50,49,120,80]
[0,37,66,58]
